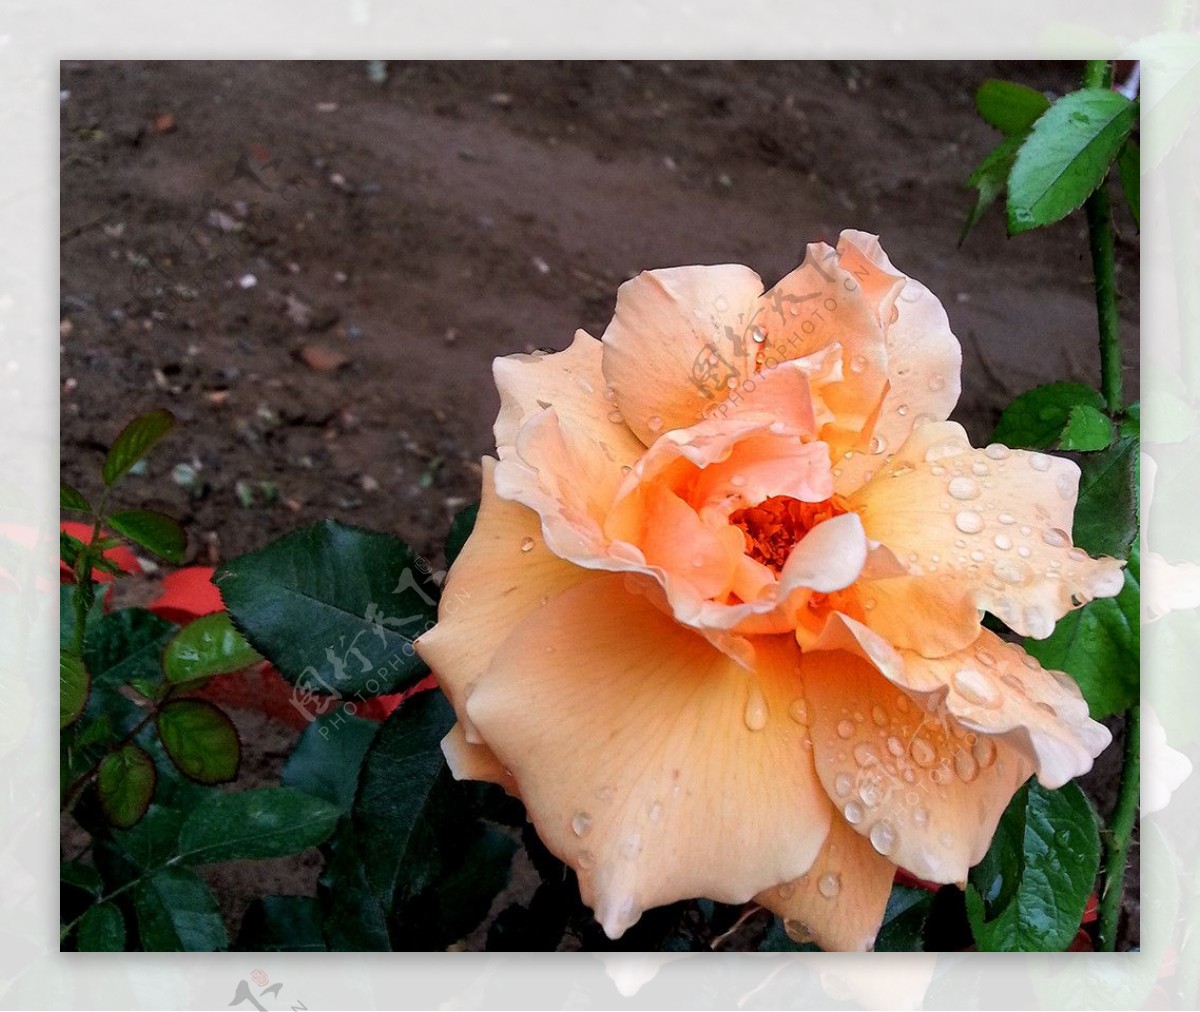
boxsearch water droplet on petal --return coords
[572,811,593,837]
[837,719,855,739]
[1043,527,1069,548]
[869,433,887,455]
[853,742,879,768]
[955,510,984,534]
[910,737,936,767]
[818,872,841,898]
[520,537,535,553]
[858,777,883,807]
[778,881,795,899]
[834,772,853,797]
[844,800,865,824]
[973,736,997,768]
[849,354,868,375]
[871,705,888,727]
[952,668,1000,707]
[954,748,979,783]
[886,736,905,757]
[607,409,624,424]
[948,476,980,500]
[869,820,898,856]
[928,374,946,391]
[984,443,1010,460]
[997,512,1015,525]
[994,533,1013,551]
[788,698,808,724]
[744,683,769,731]
[578,849,596,869]
[751,327,767,344]
[646,415,664,433]
[730,474,747,488]
[972,461,989,476]
[1029,452,1051,472]
[1056,472,1075,500]
[975,647,997,667]
[993,559,1026,585]
[896,404,909,416]
[785,918,815,944]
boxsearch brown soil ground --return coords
[60,60,1140,949]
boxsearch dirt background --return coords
[59,60,1140,949]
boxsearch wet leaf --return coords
[163,612,261,684]
[992,382,1105,450]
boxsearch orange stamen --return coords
[728,494,850,572]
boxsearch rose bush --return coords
[415,230,1123,951]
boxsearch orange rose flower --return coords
[416,230,1122,951]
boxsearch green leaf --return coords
[1117,139,1139,226]
[1025,542,1138,719]
[60,482,90,513]
[966,780,1101,951]
[162,612,261,685]
[156,699,240,784]
[1071,436,1138,559]
[214,520,439,698]
[60,651,89,729]
[875,884,934,952]
[61,862,104,899]
[352,691,456,914]
[103,409,175,487]
[83,607,177,691]
[76,902,126,951]
[960,135,1022,243]
[318,821,392,951]
[60,530,88,569]
[992,382,1105,450]
[281,709,380,813]
[1059,403,1113,451]
[105,509,186,564]
[111,804,186,869]
[176,787,340,864]
[133,866,227,951]
[235,896,326,952]
[97,744,157,828]
[445,501,480,567]
[1007,88,1137,233]
[976,79,1051,136]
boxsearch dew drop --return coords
[869,433,887,455]
[993,559,1026,585]
[1018,545,1031,558]
[572,811,593,837]
[1029,452,1051,472]
[869,821,898,856]
[578,849,596,869]
[730,473,747,488]
[520,536,535,553]
[849,353,868,375]
[975,647,997,667]
[859,777,883,807]
[836,718,855,739]
[993,533,1013,550]
[912,805,929,827]
[1042,527,1070,548]
[1056,472,1075,500]
[788,698,808,724]
[784,918,815,944]
[843,800,865,824]
[834,772,853,798]
[853,742,879,767]
[871,704,888,727]
[955,510,984,534]
[603,386,618,403]
[997,512,1016,525]
[818,872,842,898]
[984,443,1010,460]
[778,881,795,899]
[647,415,664,433]
[886,736,905,757]
[575,376,595,395]
[954,748,980,783]
[928,373,946,391]
[952,668,1000,707]
[972,461,989,476]
[948,476,980,501]
[751,327,767,344]
[607,409,624,424]
[970,549,985,563]
[973,736,997,768]
[744,683,769,731]
[896,404,909,416]
[910,736,935,767]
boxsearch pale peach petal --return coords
[494,329,642,468]
[803,649,1033,883]
[441,721,515,794]
[899,630,1112,789]
[466,576,832,939]
[703,357,818,435]
[830,231,962,495]
[756,241,892,440]
[757,816,896,952]
[601,265,764,444]
[416,457,594,741]
[778,512,870,597]
[848,421,1126,638]
[854,573,982,658]
[493,407,629,566]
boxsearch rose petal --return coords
[757,816,896,952]
[849,421,1126,638]
[602,265,764,444]
[494,329,642,467]
[441,720,515,794]
[898,630,1112,789]
[803,649,1032,883]
[416,457,594,742]
[467,576,832,938]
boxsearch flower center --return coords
[728,494,849,572]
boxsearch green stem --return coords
[1082,59,1113,90]
[1098,705,1140,950]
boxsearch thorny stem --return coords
[1098,705,1140,951]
